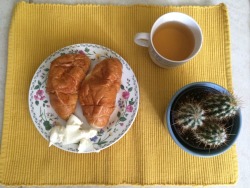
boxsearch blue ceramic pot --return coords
[166,82,241,157]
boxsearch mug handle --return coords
[134,33,150,47]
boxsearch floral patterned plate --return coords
[28,44,139,153]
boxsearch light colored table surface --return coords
[0,0,249,187]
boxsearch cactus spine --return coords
[203,94,238,120]
[194,122,227,148]
[175,103,206,130]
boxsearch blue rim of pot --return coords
[166,82,242,157]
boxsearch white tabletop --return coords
[0,0,249,187]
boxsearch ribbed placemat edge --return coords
[0,2,17,183]
[222,4,233,92]
[19,1,225,9]
[221,4,238,185]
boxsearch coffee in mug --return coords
[134,12,203,68]
[153,21,195,61]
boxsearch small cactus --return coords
[203,93,239,120]
[194,122,227,148]
[175,103,206,130]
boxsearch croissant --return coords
[79,58,122,128]
[46,53,90,120]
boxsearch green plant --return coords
[203,93,239,120]
[175,103,206,130]
[173,92,240,149]
[194,122,227,148]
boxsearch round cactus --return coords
[203,93,239,120]
[194,122,227,148]
[175,103,206,130]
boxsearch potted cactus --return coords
[166,82,241,157]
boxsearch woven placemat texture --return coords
[0,2,237,186]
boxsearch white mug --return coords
[134,12,203,68]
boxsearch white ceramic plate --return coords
[28,44,139,153]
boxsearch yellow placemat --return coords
[0,2,237,186]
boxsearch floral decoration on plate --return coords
[29,44,139,153]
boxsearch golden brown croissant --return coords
[46,54,90,120]
[79,58,122,128]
